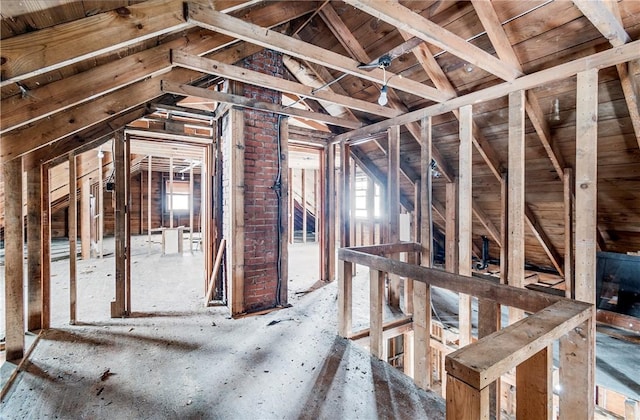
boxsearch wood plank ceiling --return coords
[1,0,639,271]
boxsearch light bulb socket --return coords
[378,85,388,106]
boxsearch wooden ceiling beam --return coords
[186,4,451,103]
[0,0,189,87]
[401,30,499,180]
[162,81,362,129]
[172,51,400,119]
[316,7,455,183]
[334,40,640,143]
[472,0,566,179]
[472,201,502,247]
[0,1,318,133]
[343,0,522,82]
[573,0,640,148]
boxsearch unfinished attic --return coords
[1,0,640,418]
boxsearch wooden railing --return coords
[338,243,595,419]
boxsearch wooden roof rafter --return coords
[572,0,640,148]
[185,3,451,103]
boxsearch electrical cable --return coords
[272,114,284,307]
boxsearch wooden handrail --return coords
[337,243,596,419]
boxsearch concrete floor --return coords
[0,236,445,419]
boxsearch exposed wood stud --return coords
[41,165,51,329]
[387,126,401,309]
[69,153,78,325]
[508,90,526,321]
[559,319,595,418]
[458,105,473,346]
[111,130,126,318]
[4,157,25,361]
[27,165,43,331]
[516,346,553,419]
[445,181,458,275]
[228,108,245,316]
[575,69,599,305]
[370,269,385,359]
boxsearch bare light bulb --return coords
[378,85,388,106]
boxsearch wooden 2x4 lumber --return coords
[387,126,401,309]
[370,269,385,360]
[41,165,52,329]
[229,108,245,316]
[516,346,553,420]
[1,2,318,133]
[186,4,450,103]
[446,375,490,420]
[471,0,567,181]
[344,0,522,82]
[0,0,188,87]
[445,299,592,390]
[458,105,473,346]
[27,166,43,331]
[559,319,595,418]
[572,0,640,148]
[338,260,353,338]
[339,246,565,313]
[508,90,526,322]
[161,80,362,129]
[172,51,400,119]
[4,158,25,361]
[111,130,126,318]
[334,40,640,143]
[68,154,78,324]
[574,69,599,305]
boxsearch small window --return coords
[166,180,190,211]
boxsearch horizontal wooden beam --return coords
[186,3,451,103]
[172,51,400,119]
[0,1,317,133]
[162,80,362,129]
[334,40,640,143]
[0,0,189,87]
[339,247,563,313]
[446,299,592,390]
[344,0,522,81]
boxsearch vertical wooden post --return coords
[80,168,91,260]
[125,134,131,313]
[340,142,351,248]
[458,105,473,346]
[559,317,595,419]
[289,168,294,244]
[446,181,458,274]
[388,125,401,308]
[500,175,508,285]
[97,148,104,258]
[169,156,174,228]
[229,108,245,316]
[27,165,43,331]
[516,346,553,419]
[478,297,500,417]
[42,165,51,329]
[338,259,353,337]
[446,375,490,420]
[370,268,385,359]
[350,161,357,248]
[563,168,573,298]
[302,168,307,243]
[4,158,25,360]
[111,131,126,318]
[189,164,194,252]
[68,153,78,324]
[415,115,432,390]
[314,168,319,242]
[575,69,598,304]
[148,155,152,254]
[508,89,526,321]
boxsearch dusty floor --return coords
[0,236,445,419]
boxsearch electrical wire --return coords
[273,114,284,307]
